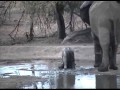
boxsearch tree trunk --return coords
[69,10,74,32]
[29,20,34,41]
[56,3,66,39]
[29,14,34,41]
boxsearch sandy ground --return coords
[1,44,120,74]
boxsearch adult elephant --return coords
[89,1,120,72]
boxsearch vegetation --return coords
[0,1,84,42]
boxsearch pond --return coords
[0,60,119,89]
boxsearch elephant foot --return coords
[98,67,108,72]
[109,65,118,70]
[94,63,101,67]
[98,64,108,72]
[58,63,64,69]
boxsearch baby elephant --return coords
[59,47,75,69]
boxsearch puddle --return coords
[0,60,120,89]
[0,64,48,77]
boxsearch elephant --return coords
[89,1,120,72]
[59,47,75,69]
[80,1,102,70]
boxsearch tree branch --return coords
[9,10,25,41]
[73,11,81,17]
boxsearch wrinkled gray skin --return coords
[89,1,120,72]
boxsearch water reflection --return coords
[0,62,119,89]
[55,74,118,89]
[0,64,48,77]
[55,73,95,89]
[74,74,95,89]
[96,75,117,89]
[55,73,75,89]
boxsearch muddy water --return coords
[0,60,119,89]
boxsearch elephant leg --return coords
[98,44,109,72]
[92,33,102,67]
[109,45,118,70]
[109,34,118,70]
[98,28,110,72]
